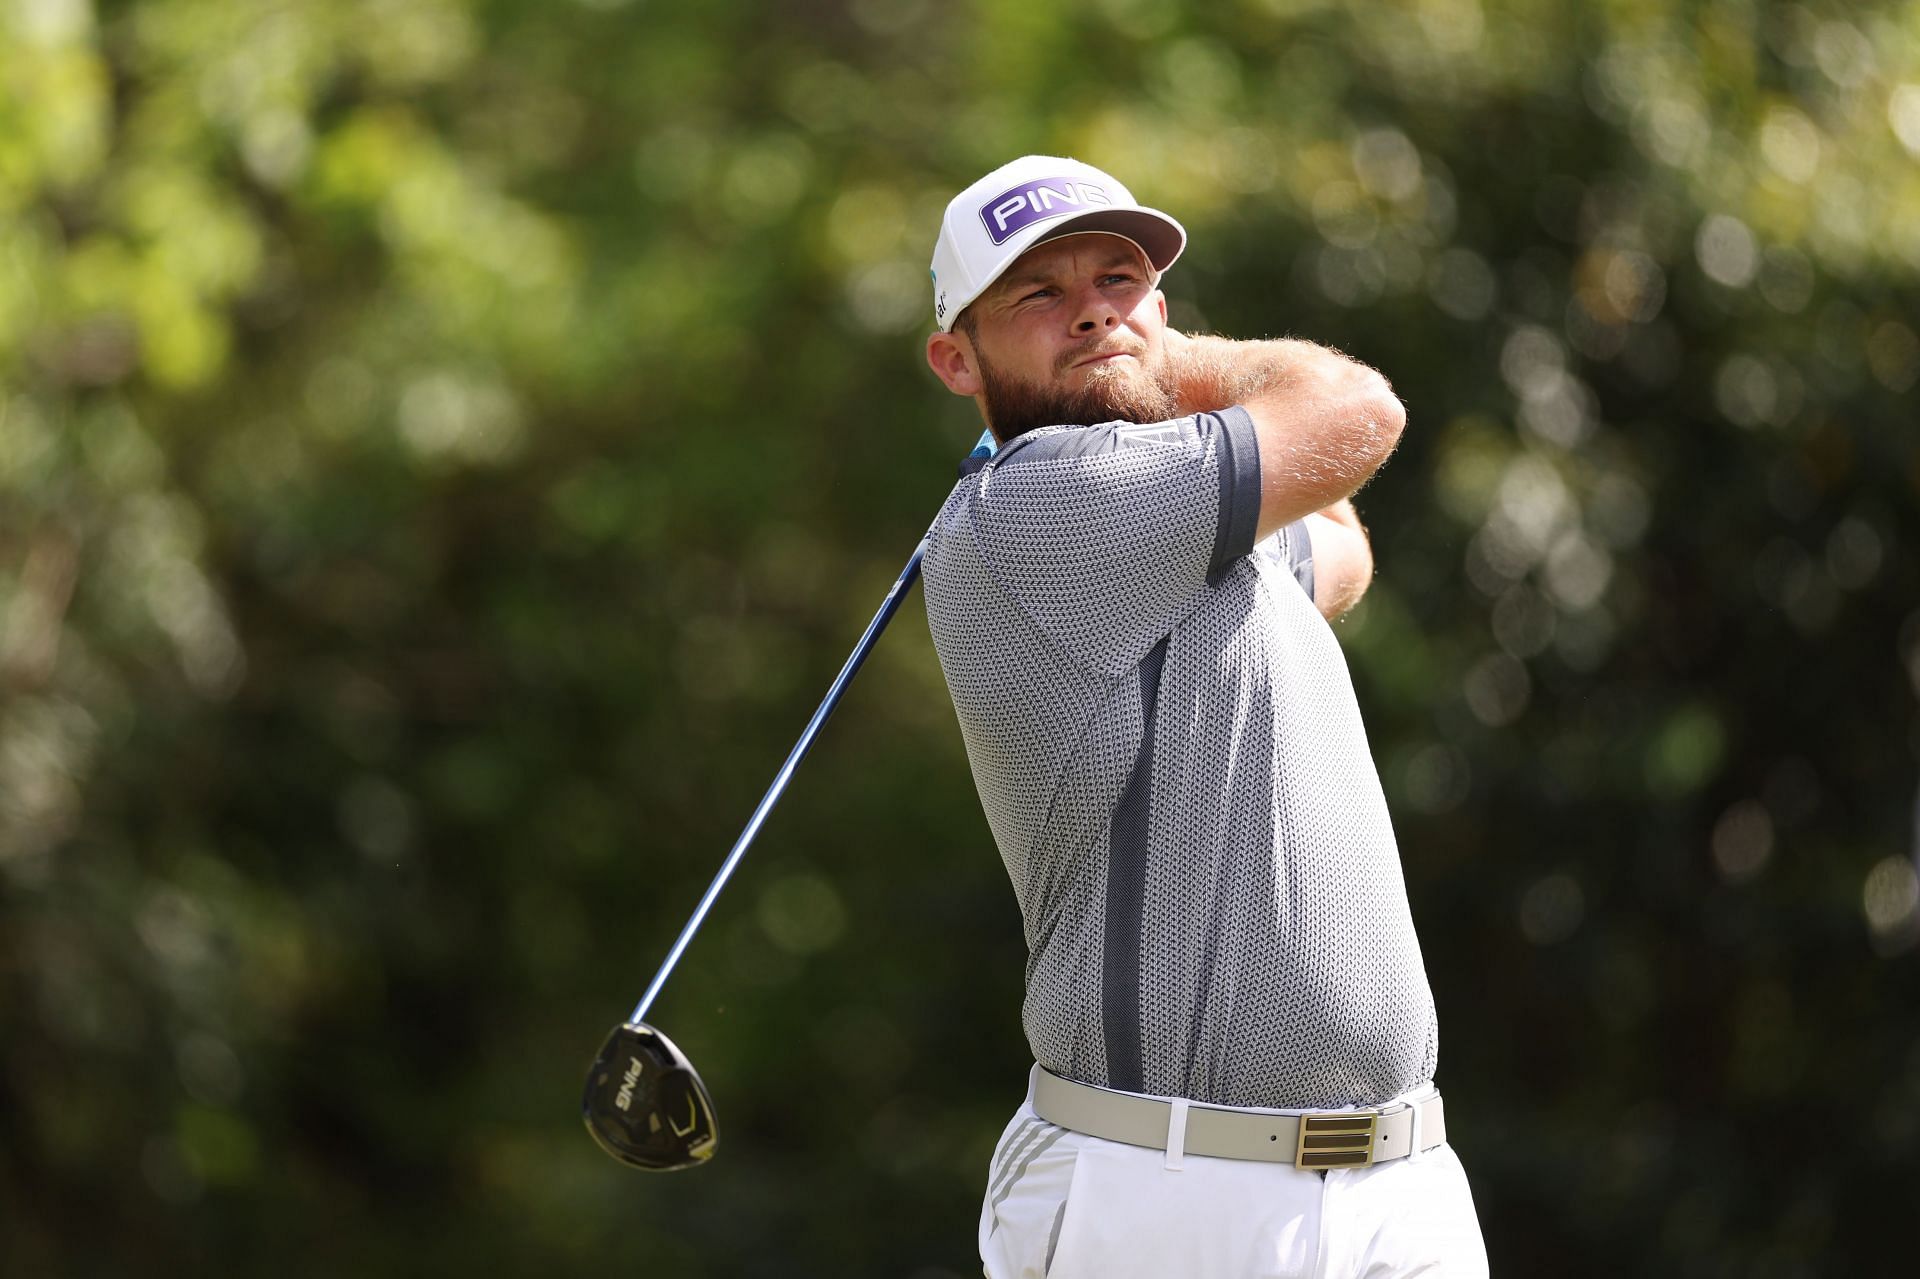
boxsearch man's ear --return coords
[926,329,983,397]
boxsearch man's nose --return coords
[1070,285,1121,334]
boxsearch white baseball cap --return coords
[928,155,1186,331]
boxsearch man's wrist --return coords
[1167,331,1252,415]
[1168,331,1315,416]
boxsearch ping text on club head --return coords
[615,1056,643,1111]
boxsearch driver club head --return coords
[582,1023,719,1171]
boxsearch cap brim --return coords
[1031,208,1186,274]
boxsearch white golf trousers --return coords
[979,1073,1489,1279]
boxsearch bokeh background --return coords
[4,0,1919,1274]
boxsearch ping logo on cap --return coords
[979,177,1113,245]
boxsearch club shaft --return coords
[627,536,930,1026]
[623,429,994,1028]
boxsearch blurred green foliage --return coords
[3,0,1919,1274]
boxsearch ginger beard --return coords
[973,331,1181,442]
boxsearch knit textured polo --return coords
[921,407,1438,1109]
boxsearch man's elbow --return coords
[1325,357,1404,469]
[1362,376,1406,460]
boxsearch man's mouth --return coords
[1066,349,1140,371]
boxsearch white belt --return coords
[1031,1068,1447,1170]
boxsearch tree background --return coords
[3,0,1918,1274]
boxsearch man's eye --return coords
[1020,288,1053,303]
[1101,274,1138,286]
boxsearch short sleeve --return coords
[965,407,1262,676]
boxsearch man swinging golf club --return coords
[921,157,1489,1276]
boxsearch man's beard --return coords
[977,341,1181,442]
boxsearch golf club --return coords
[583,429,999,1171]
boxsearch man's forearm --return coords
[1303,506,1375,620]
[1314,497,1364,533]
[1164,331,1314,417]
[1164,328,1406,535]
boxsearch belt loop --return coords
[1406,1096,1426,1164]
[1164,1098,1189,1171]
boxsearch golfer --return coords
[919,156,1488,1277]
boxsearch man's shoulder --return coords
[992,417,1208,470]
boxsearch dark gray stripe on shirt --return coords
[1207,406,1262,585]
[1101,634,1169,1093]
[1281,517,1315,602]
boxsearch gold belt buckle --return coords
[1294,1111,1379,1170]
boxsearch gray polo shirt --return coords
[921,407,1438,1110]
